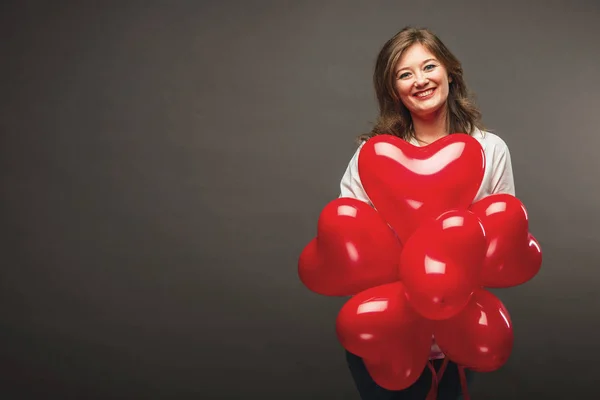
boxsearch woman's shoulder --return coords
[471,128,511,155]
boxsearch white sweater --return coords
[338,128,516,359]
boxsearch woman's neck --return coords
[411,107,449,144]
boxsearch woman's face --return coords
[393,43,451,119]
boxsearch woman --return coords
[338,27,516,399]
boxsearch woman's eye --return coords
[424,64,436,71]
[399,72,410,79]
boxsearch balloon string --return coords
[425,361,439,400]
[458,365,470,400]
[437,357,449,381]
[425,357,450,400]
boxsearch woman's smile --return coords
[414,88,436,99]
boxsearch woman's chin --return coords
[411,105,446,120]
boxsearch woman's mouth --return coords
[414,88,436,99]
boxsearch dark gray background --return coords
[1,1,599,399]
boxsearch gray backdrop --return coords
[2,1,599,399]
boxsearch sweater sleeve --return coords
[490,139,516,196]
[339,143,372,204]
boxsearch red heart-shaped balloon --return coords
[433,288,514,372]
[336,281,432,389]
[469,193,542,288]
[358,133,485,244]
[362,351,431,391]
[298,198,402,296]
[399,209,487,320]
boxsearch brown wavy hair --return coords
[358,26,484,143]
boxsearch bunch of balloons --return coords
[298,134,542,396]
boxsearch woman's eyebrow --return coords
[395,58,438,74]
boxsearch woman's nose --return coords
[414,74,429,87]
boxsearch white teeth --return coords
[416,89,434,97]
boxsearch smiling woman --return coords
[357,27,484,147]
[394,44,452,131]
[339,26,517,400]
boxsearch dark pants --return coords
[345,351,474,400]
